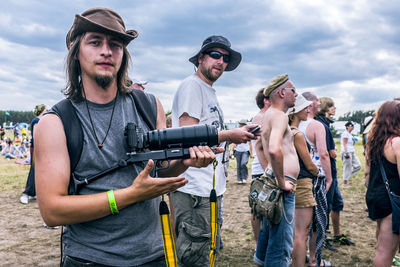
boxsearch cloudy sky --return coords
[0,0,399,122]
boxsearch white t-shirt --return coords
[235,142,249,152]
[172,74,226,197]
[340,131,355,153]
[251,139,264,175]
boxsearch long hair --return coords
[63,34,132,102]
[367,101,400,164]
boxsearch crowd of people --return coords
[0,128,30,160]
[237,75,400,266]
[3,6,398,267]
[244,81,361,267]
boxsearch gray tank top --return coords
[62,92,164,266]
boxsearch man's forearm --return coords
[39,187,137,227]
[320,153,332,190]
[218,130,230,143]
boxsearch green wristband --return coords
[107,190,119,215]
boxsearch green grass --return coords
[0,140,382,266]
[0,157,29,191]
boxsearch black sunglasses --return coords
[203,51,230,63]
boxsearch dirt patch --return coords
[0,151,379,266]
[0,190,60,266]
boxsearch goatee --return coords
[95,75,113,89]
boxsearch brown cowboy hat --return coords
[66,7,138,48]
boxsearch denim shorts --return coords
[254,192,295,267]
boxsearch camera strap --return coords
[209,160,218,267]
[159,194,177,267]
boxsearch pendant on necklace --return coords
[98,144,103,149]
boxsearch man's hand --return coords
[344,153,350,159]
[325,179,332,193]
[226,124,260,144]
[182,146,224,168]
[278,179,295,194]
[131,160,188,202]
[329,149,337,159]
[243,124,262,137]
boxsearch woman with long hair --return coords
[288,95,321,267]
[366,100,400,266]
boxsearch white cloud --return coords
[0,0,400,123]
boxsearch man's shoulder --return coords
[252,111,265,125]
[265,108,288,128]
[179,75,203,87]
[265,107,285,117]
[309,119,324,128]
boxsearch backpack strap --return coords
[49,91,157,194]
[130,89,157,130]
[48,99,83,174]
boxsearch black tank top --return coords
[291,127,315,179]
[366,156,400,220]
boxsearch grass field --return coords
[0,141,383,266]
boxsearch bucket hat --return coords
[66,7,138,48]
[287,94,312,115]
[131,77,147,85]
[189,35,242,71]
[363,116,374,134]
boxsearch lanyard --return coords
[209,160,218,267]
[160,160,219,267]
[160,194,178,267]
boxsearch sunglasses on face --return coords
[282,87,296,93]
[203,51,230,63]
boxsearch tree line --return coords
[1,110,35,126]
[337,109,374,125]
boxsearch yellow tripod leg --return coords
[160,198,177,267]
[209,189,218,267]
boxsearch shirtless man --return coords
[253,88,270,170]
[254,74,300,267]
[250,88,270,246]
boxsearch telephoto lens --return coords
[145,124,218,150]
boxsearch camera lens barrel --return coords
[146,124,218,150]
